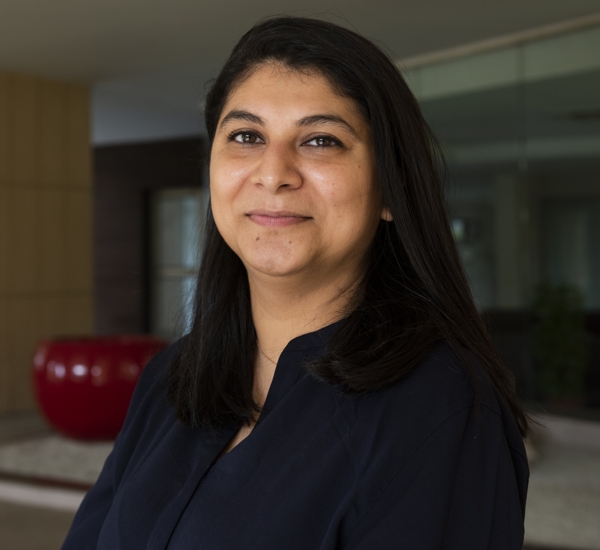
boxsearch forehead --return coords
[219,63,364,123]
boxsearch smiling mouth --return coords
[246,210,312,228]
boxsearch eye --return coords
[229,131,264,144]
[304,135,343,148]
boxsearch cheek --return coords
[209,159,250,230]
[310,166,378,219]
[209,180,240,256]
[210,159,247,202]
[311,172,380,250]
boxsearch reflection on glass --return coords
[155,193,203,269]
[153,276,198,340]
[404,23,600,409]
[151,188,208,341]
[543,198,600,308]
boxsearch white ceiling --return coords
[2,0,600,82]
[3,0,599,144]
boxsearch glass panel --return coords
[154,191,203,269]
[448,182,496,309]
[421,83,523,310]
[543,198,600,309]
[407,24,600,410]
[150,188,208,341]
[152,276,197,341]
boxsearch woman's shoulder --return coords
[117,337,185,436]
[345,341,509,448]
[139,338,183,385]
[337,343,528,545]
[339,341,525,478]
[383,341,493,414]
[107,338,185,479]
[132,338,183,399]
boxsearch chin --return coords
[241,247,308,278]
[245,257,303,278]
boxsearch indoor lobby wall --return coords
[406,21,600,405]
[0,71,93,414]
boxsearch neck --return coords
[248,266,361,365]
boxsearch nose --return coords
[251,142,302,193]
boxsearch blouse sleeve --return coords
[61,343,178,550]
[342,404,529,550]
[61,443,119,549]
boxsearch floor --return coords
[0,413,77,549]
[0,411,598,550]
[525,442,600,549]
[0,501,74,550]
[0,434,112,487]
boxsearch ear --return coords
[381,206,393,222]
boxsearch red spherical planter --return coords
[32,336,168,440]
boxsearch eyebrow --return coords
[297,114,360,140]
[220,110,264,128]
[219,110,361,140]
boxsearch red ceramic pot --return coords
[32,335,168,440]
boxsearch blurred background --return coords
[0,1,599,549]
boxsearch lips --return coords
[246,209,312,228]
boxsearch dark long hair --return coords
[168,16,530,437]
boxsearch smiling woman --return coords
[62,16,529,550]
[210,65,389,452]
[212,65,385,280]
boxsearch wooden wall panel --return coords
[39,190,66,293]
[11,296,38,411]
[0,69,93,413]
[0,298,9,413]
[66,190,93,292]
[0,188,8,295]
[12,74,39,186]
[11,188,38,294]
[65,294,93,336]
[40,80,66,186]
[0,73,9,184]
[38,295,66,340]
[66,86,91,188]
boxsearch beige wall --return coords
[0,71,93,413]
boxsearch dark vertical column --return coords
[93,138,205,335]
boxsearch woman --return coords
[63,16,529,550]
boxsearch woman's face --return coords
[210,63,390,283]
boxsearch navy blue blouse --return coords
[62,322,528,549]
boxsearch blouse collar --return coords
[281,317,347,353]
[257,317,346,422]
